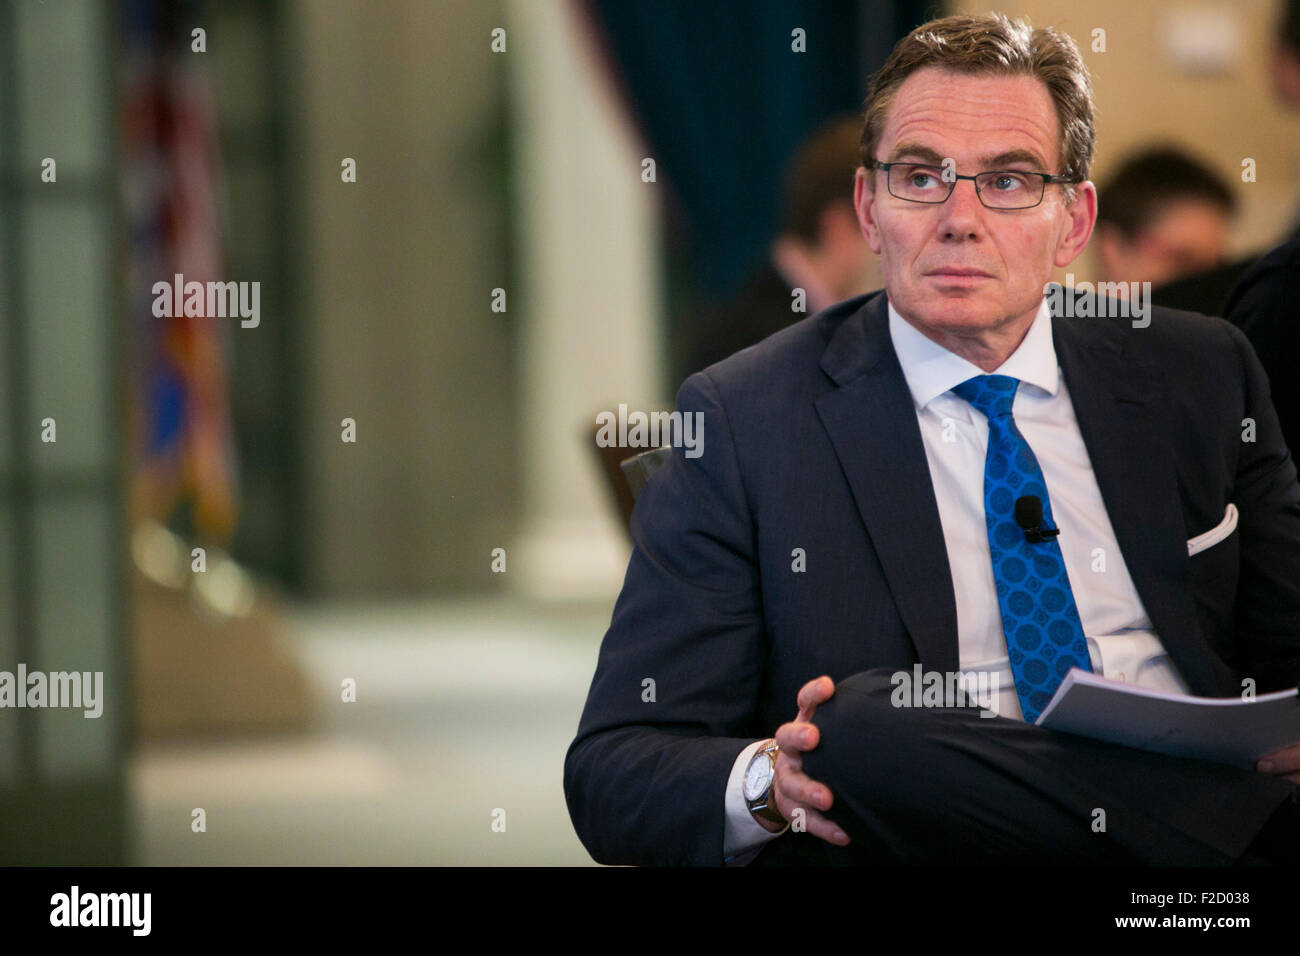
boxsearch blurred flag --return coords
[121,0,238,545]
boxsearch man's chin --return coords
[906,292,1004,331]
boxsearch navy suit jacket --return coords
[563,288,1300,866]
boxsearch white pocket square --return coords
[1187,503,1238,556]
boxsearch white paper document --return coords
[1034,668,1300,769]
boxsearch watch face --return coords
[743,755,772,801]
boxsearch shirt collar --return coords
[887,296,1059,411]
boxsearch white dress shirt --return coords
[723,295,1192,864]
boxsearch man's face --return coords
[1096,199,1231,289]
[854,67,1096,351]
[1271,45,1300,110]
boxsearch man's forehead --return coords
[878,67,1060,167]
[885,141,1051,169]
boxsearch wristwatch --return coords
[743,739,785,828]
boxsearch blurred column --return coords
[292,0,518,596]
[0,0,126,864]
[505,0,664,602]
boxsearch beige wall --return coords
[954,0,1300,280]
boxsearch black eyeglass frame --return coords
[867,160,1080,210]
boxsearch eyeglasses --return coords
[869,161,1078,210]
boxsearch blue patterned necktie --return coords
[951,374,1094,723]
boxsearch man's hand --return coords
[767,675,851,845]
[1257,742,1300,784]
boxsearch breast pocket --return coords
[1185,503,1239,635]
[1187,503,1238,557]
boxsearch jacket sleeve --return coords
[563,369,769,865]
[1226,321,1300,690]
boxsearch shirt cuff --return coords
[723,739,790,865]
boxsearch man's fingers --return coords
[1256,742,1300,775]
[775,680,842,846]
[795,675,834,721]
[782,805,850,846]
[779,764,834,811]
[774,721,818,759]
[774,782,849,846]
[771,695,848,846]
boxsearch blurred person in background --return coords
[685,114,877,375]
[1273,0,1300,235]
[1225,239,1300,456]
[1154,0,1300,314]
[1094,146,1236,292]
[1200,0,1300,458]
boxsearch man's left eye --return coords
[991,173,1030,190]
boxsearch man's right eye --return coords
[905,166,942,189]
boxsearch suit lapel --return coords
[1050,297,1215,694]
[814,292,961,673]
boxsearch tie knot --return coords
[952,374,1020,419]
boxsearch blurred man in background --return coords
[685,115,878,375]
[1273,0,1300,236]
[1094,146,1236,292]
[1226,239,1300,456]
[1154,0,1300,314]
[1212,0,1300,458]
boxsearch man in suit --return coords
[564,13,1300,866]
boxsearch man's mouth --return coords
[926,267,994,278]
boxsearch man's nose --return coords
[936,177,984,239]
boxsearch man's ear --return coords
[1053,180,1097,270]
[854,166,883,255]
